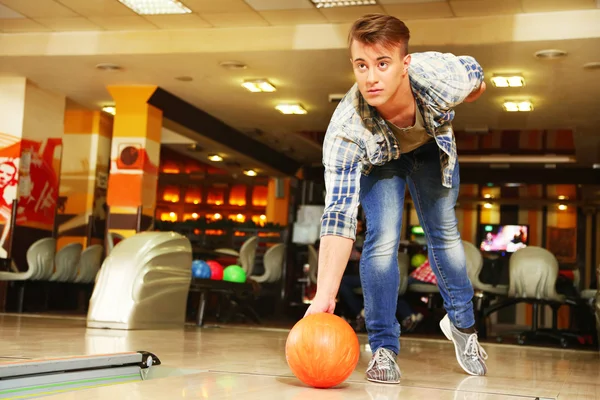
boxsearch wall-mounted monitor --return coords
[479,224,529,253]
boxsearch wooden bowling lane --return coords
[0,314,598,399]
[41,371,536,400]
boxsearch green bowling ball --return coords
[411,253,427,268]
[223,265,246,283]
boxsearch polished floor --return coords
[0,314,598,400]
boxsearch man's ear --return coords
[403,54,411,74]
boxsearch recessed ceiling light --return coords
[95,63,123,71]
[503,101,533,112]
[175,76,193,82]
[311,0,377,8]
[490,74,525,88]
[534,49,567,59]
[243,169,258,177]
[219,61,248,70]
[102,106,116,115]
[583,62,600,70]
[242,79,276,93]
[276,103,307,115]
[117,0,191,15]
[208,154,223,162]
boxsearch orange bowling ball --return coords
[285,312,360,388]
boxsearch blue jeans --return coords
[359,141,474,355]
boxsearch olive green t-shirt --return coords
[385,103,432,154]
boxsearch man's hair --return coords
[348,14,410,57]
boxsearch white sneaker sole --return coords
[439,315,481,377]
[366,376,401,384]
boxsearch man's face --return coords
[0,164,16,188]
[350,40,410,109]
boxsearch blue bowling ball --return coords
[191,260,211,279]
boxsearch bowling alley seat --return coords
[485,246,582,347]
[49,243,83,282]
[251,243,285,284]
[307,244,318,285]
[596,264,600,345]
[407,253,440,310]
[215,236,258,277]
[0,237,56,312]
[87,232,192,330]
[462,240,509,337]
[73,244,104,284]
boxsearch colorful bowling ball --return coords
[411,253,427,268]
[206,260,223,280]
[222,265,246,283]
[286,312,360,388]
[192,260,211,279]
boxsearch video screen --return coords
[479,224,528,253]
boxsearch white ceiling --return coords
[0,0,597,32]
[0,0,599,169]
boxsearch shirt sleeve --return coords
[320,122,363,241]
[448,55,485,107]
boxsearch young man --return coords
[304,14,488,383]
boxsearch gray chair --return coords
[407,253,440,310]
[215,236,258,277]
[50,243,83,282]
[251,244,285,284]
[463,240,509,337]
[74,244,104,283]
[29,238,57,281]
[0,237,56,312]
[596,264,599,349]
[307,244,318,285]
[398,252,409,296]
[488,246,579,347]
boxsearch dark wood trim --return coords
[148,88,301,176]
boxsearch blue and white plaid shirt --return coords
[320,51,484,240]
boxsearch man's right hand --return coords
[304,295,336,317]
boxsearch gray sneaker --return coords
[366,348,401,384]
[440,314,488,376]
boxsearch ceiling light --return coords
[117,0,191,15]
[490,75,525,88]
[503,101,533,112]
[558,204,568,211]
[311,0,377,8]
[175,76,193,82]
[557,195,568,200]
[534,49,567,59]
[583,62,600,70]
[483,203,493,209]
[95,63,122,71]
[102,106,116,115]
[276,103,307,115]
[219,61,248,70]
[208,154,223,162]
[243,169,257,177]
[242,79,276,93]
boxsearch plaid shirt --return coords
[321,51,484,240]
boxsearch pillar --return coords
[57,110,112,250]
[0,77,64,270]
[106,86,162,238]
[266,177,291,227]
